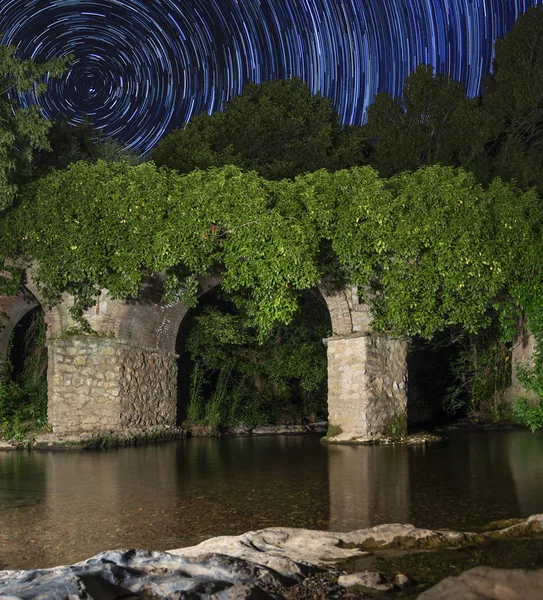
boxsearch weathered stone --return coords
[223,425,252,435]
[307,421,328,433]
[3,516,543,597]
[171,528,370,576]
[324,333,408,442]
[0,551,284,600]
[419,566,543,599]
[252,425,310,435]
[393,573,411,589]
[506,327,539,405]
[338,571,393,592]
[47,337,177,435]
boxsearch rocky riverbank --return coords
[0,421,444,450]
[2,515,543,598]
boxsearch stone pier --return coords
[47,337,177,434]
[324,333,408,442]
[506,326,539,405]
[320,286,409,443]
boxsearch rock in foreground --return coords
[2,515,543,599]
[419,566,543,599]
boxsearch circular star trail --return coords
[1,0,541,155]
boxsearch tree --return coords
[151,78,353,180]
[364,64,491,178]
[481,6,543,194]
[0,44,69,211]
[35,119,141,174]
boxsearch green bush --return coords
[184,290,329,429]
[0,310,48,441]
[444,323,511,419]
[512,398,543,432]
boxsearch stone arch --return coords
[172,279,338,426]
[318,285,372,336]
[116,274,222,353]
[0,288,40,360]
[1,269,408,441]
[44,273,224,434]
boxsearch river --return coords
[1,429,543,570]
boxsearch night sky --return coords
[1,0,541,155]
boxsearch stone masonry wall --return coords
[325,332,408,442]
[506,329,539,405]
[48,337,177,434]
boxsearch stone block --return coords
[325,333,408,442]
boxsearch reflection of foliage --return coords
[0,310,48,441]
[185,292,329,428]
[445,322,511,418]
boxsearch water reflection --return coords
[0,430,542,570]
[507,432,543,517]
[328,444,409,531]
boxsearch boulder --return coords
[419,565,543,599]
[0,550,284,599]
[338,571,393,592]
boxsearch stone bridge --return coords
[2,271,534,442]
[0,272,411,441]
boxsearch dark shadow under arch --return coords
[174,286,333,427]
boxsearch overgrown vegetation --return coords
[0,310,48,441]
[512,398,543,433]
[184,291,329,428]
[444,323,512,419]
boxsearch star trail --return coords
[1,0,541,155]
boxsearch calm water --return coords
[1,429,543,570]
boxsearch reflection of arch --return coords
[0,288,39,360]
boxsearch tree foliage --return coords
[1,160,539,344]
[151,78,361,180]
[364,64,492,178]
[364,6,543,196]
[482,6,543,194]
[0,44,69,211]
[185,292,329,428]
[34,118,141,174]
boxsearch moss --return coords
[326,424,343,438]
[31,428,185,451]
[479,518,525,532]
[384,412,407,439]
[372,539,543,598]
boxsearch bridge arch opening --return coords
[0,290,47,434]
[174,284,332,430]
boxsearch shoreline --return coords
[2,515,543,598]
[0,417,527,451]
